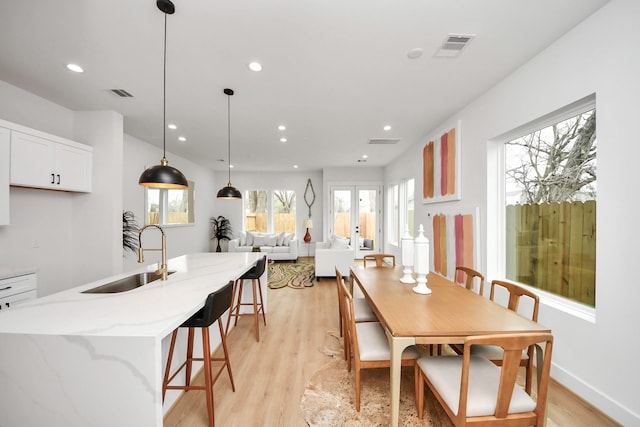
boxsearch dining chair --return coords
[225,255,267,342]
[450,279,540,394]
[454,265,485,295]
[415,332,553,427]
[163,281,236,427]
[363,253,396,267]
[340,277,420,411]
[335,267,377,362]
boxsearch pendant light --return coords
[138,0,188,189]
[217,88,242,199]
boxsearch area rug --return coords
[301,333,449,426]
[268,261,315,289]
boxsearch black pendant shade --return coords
[138,0,188,189]
[217,88,242,200]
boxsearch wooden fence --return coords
[506,200,596,306]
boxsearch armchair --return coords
[314,240,355,279]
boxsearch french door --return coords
[329,185,382,259]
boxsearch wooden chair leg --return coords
[225,280,239,336]
[218,319,235,392]
[355,366,361,412]
[252,279,260,342]
[201,328,215,427]
[416,367,425,419]
[256,278,266,326]
[234,280,245,328]
[162,329,178,401]
[185,328,195,387]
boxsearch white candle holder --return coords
[413,224,431,294]
[400,225,415,283]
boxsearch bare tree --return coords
[273,190,295,213]
[506,110,596,204]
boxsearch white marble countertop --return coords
[0,252,261,338]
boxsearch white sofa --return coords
[228,231,298,262]
[314,238,355,279]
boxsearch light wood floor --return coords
[164,258,620,427]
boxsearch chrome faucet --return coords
[137,224,168,280]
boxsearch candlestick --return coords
[400,225,415,283]
[413,224,431,294]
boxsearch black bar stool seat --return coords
[163,280,235,427]
[226,255,267,342]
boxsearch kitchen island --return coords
[0,252,264,427]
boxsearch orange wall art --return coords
[423,121,461,203]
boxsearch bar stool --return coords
[226,255,267,342]
[162,280,235,427]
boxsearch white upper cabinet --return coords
[10,130,92,193]
[0,126,9,225]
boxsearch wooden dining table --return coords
[349,265,551,427]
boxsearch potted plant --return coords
[122,211,139,255]
[210,215,233,252]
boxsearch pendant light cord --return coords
[162,13,168,160]
[227,93,231,183]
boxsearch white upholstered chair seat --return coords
[354,298,377,322]
[417,355,536,417]
[356,322,420,361]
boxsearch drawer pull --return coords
[0,286,12,291]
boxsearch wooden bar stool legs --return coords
[162,281,235,427]
[226,256,267,342]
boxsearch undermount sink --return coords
[82,270,176,294]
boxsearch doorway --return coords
[329,185,382,259]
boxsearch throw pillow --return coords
[330,236,350,249]
[238,231,247,246]
[245,231,255,247]
[283,233,294,245]
[267,234,278,246]
[276,231,286,246]
[252,233,270,247]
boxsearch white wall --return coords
[122,134,217,272]
[385,0,639,424]
[0,80,217,296]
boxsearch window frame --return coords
[489,94,596,323]
[144,180,195,227]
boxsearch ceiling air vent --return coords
[434,34,475,58]
[368,138,400,145]
[110,89,134,98]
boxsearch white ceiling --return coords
[0,0,608,173]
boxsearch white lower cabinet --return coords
[10,130,92,193]
[0,126,9,225]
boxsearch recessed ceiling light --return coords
[362,154,368,159]
[229,164,235,168]
[178,136,186,142]
[168,124,177,130]
[280,138,287,143]
[383,125,391,131]
[248,62,262,72]
[66,63,84,73]
[278,125,286,131]
[293,165,299,169]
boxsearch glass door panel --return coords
[357,188,377,258]
[330,185,381,259]
[332,189,352,239]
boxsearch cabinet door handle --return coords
[51,173,55,184]
[56,174,61,185]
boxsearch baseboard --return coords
[552,361,639,426]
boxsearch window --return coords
[244,190,268,232]
[244,189,296,233]
[405,178,415,235]
[146,181,195,226]
[273,190,296,233]
[388,184,399,244]
[504,103,596,307]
